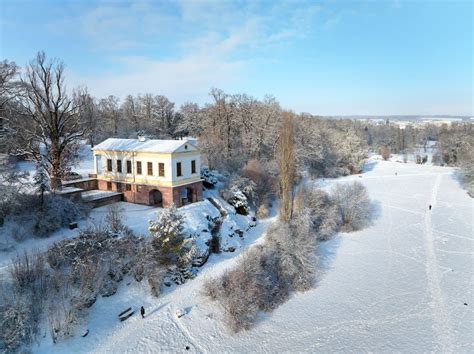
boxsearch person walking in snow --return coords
[141,306,145,319]
[429,205,432,210]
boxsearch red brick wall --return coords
[96,179,203,208]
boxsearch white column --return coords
[94,154,100,174]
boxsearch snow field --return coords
[32,159,473,352]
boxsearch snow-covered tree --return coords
[121,94,142,134]
[200,167,218,187]
[149,205,186,264]
[33,162,50,207]
[224,186,250,215]
[98,95,121,137]
[9,51,87,190]
[178,102,203,137]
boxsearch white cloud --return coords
[66,1,329,102]
[68,54,246,105]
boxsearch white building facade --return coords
[92,138,203,207]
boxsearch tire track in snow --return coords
[423,173,454,352]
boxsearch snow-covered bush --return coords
[2,194,89,238]
[1,250,47,351]
[47,280,77,343]
[201,167,218,187]
[229,174,257,205]
[9,251,46,292]
[104,204,132,237]
[0,166,29,226]
[381,146,391,160]
[205,211,318,332]
[266,213,317,292]
[331,181,371,232]
[34,209,62,237]
[0,296,36,352]
[296,188,341,240]
[221,174,259,215]
[203,247,268,331]
[11,224,29,242]
[241,159,276,207]
[1,182,89,239]
[149,205,186,265]
[460,156,474,197]
[223,186,249,215]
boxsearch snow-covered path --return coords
[423,174,454,351]
[35,160,473,353]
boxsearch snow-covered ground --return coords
[14,144,94,181]
[26,159,473,353]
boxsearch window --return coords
[147,162,153,176]
[158,163,165,177]
[126,160,132,174]
[176,162,182,177]
[106,182,112,191]
[125,184,132,191]
[137,161,142,175]
[117,160,122,173]
[191,160,196,174]
[107,159,112,172]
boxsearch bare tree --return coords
[74,87,98,146]
[122,94,142,134]
[154,95,175,136]
[0,61,23,146]
[278,112,296,221]
[178,102,202,137]
[9,52,86,190]
[139,93,155,132]
[0,60,22,109]
[98,95,121,136]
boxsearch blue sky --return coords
[0,0,472,115]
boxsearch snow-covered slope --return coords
[32,160,473,353]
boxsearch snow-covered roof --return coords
[93,138,198,154]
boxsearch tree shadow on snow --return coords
[450,169,473,198]
[362,160,378,173]
[145,302,170,318]
[315,235,342,283]
[315,199,381,284]
[368,199,382,226]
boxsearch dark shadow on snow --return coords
[450,169,473,198]
[315,198,380,286]
[145,302,170,318]
[368,199,382,226]
[362,160,378,173]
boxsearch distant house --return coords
[92,137,203,207]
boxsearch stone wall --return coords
[62,178,98,191]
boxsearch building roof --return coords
[93,138,197,154]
